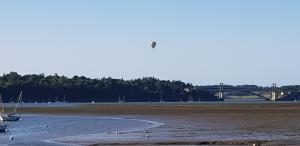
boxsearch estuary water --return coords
[0,115,160,146]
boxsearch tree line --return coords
[0,72,221,103]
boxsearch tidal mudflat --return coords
[2,102,300,145]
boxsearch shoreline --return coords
[50,117,164,146]
[88,140,300,146]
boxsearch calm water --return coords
[0,115,158,146]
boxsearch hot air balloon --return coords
[151,41,156,50]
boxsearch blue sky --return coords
[0,0,299,86]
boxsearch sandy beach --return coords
[5,102,300,145]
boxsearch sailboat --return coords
[0,91,23,122]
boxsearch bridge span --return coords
[203,83,283,101]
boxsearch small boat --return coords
[91,97,95,104]
[0,91,23,122]
[0,123,8,132]
[0,113,21,121]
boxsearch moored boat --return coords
[0,113,21,121]
[0,91,23,122]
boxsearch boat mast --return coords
[63,95,66,102]
[13,91,22,114]
[0,93,4,114]
[20,92,23,117]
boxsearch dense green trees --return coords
[0,72,220,103]
[277,85,300,101]
[281,85,300,92]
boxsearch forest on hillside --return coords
[0,72,221,103]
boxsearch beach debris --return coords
[9,136,14,140]
[150,41,156,50]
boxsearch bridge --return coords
[203,83,283,101]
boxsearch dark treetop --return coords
[0,72,221,103]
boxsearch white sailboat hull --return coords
[0,114,21,121]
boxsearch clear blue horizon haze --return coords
[0,0,299,86]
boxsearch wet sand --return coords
[6,103,300,145]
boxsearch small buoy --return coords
[9,136,14,140]
[146,134,149,139]
[44,124,48,128]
